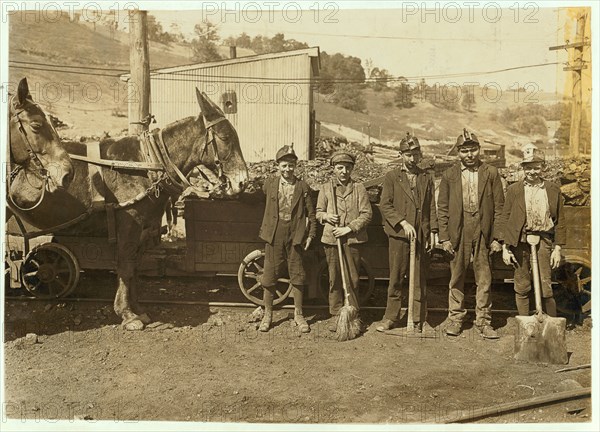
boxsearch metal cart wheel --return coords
[21,243,80,298]
[317,256,375,306]
[552,255,591,317]
[238,249,293,306]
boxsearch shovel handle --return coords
[529,242,544,315]
[407,237,416,328]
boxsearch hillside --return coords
[315,87,568,163]
[9,11,569,161]
[8,11,252,137]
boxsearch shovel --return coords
[406,237,416,332]
[514,234,568,364]
[385,237,435,338]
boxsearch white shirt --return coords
[524,181,554,232]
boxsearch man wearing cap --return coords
[498,148,564,317]
[316,150,372,332]
[438,130,504,339]
[377,133,438,333]
[258,144,317,333]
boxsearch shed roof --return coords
[120,47,320,81]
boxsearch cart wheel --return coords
[21,243,80,298]
[552,256,591,317]
[238,250,293,306]
[317,257,375,306]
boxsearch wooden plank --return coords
[184,198,265,222]
[193,241,261,266]
[193,223,262,242]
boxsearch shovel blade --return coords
[514,315,568,364]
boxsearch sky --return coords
[148,2,581,95]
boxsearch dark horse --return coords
[8,77,249,330]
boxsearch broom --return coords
[330,181,361,341]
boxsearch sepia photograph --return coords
[1,0,597,429]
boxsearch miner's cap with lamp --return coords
[275,143,298,162]
[456,128,480,148]
[330,150,356,166]
[399,132,421,153]
[521,147,546,165]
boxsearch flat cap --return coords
[330,150,356,165]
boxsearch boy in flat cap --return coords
[377,133,438,333]
[499,148,564,317]
[316,150,372,332]
[437,129,504,339]
[258,144,317,333]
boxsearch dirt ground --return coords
[2,270,593,426]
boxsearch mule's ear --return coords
[17,77,31,106]
[202,91,225,116]
[196,88,223,120]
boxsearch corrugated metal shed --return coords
[124,47,320,162]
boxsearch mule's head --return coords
[8,78,74,204]
[195,89,248,197]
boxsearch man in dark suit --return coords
[437,130,504,339]
[258,144,317,333]
[376,133,438,333]
[499,148,564,317]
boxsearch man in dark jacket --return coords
[499,148,564,317]
[376,133,438,333]
[258,144,317,333]
[438,130,504,339]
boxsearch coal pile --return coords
[246,151,393,193]
[499,157,591,206]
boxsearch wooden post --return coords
[128,9,150,135]
[569,13,586,156]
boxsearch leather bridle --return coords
[7,98,55,211]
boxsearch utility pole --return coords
[128,10,150,135]
[549,12,589,156]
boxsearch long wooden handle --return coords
[407,237,416,327]
[529,243,544,315]
[330,181,351,306]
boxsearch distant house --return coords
[121,47,321,162]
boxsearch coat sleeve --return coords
[315,187,328,225]
[491,170,505,240]
[379,172,403,228]
[437,173,450,242]
[497,186,514,243]
[304,183,318,239]
[554,187,566,246]
[348,183,373,233]
[428,174,439,233]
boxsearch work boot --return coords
[291,285,310,333]
[376,318,397,332]
[294,313,310,333]
[476,324,499,340]
[259,288,274,332]
[445,320,462,336]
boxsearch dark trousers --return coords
[262,219,306,288]
[324,243,361,315]
[383,237,427,323]
[448,211,492,326]
[511,236,555,316]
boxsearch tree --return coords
[461,85,476,112]
[330,84,366,112]
[147,14,164,42]
[394,81,414,109]
[369,67,391,91]
[191,21,222,62]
